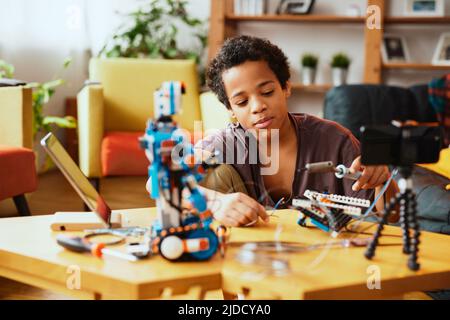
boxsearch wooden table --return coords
[222,209,450,299]
[0,208,222,300]
[1,208,449,300]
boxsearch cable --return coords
[350,168,398,233]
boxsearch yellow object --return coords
[0,207,223,300]
[418,148,450,180]
[77,58,208,178]
[199,91,232,132]
[1,208,450,299]
[0,86,33,148]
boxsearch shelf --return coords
[226,14,365,23]
[385,16,450,24]
[226,14,450,24]
[383,63,450,70]
[291,83,333,93]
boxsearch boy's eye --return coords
[236,100,248,106]
[262,90,274,96]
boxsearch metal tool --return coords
[56,234,146,262]
[304,161,362,181]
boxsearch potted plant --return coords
[0,60,15,78]
[330,52,351,86]
[99,0,208,86]
[301,53,319,85]
[3,58,76,172]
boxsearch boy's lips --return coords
[254,116,274,129]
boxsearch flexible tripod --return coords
[365,166,421,271]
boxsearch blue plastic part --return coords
[150,165,160,198]
[170,82,175,114]
[185,228,218,261]
[183,215,201,226]
[188,189,207,213]
[310,219,330,232]
[201,217,213,228]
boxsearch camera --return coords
[360,121,443,167]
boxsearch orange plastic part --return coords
[91,243,105,258]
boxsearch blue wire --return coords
[360,168,398,219]
[271,197,285,216]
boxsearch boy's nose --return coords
[250,98,267,114]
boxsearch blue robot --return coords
[140,81,226,262]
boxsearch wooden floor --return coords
[0,169,155,217]
[0,170,155,300]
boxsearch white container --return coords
[302,67,316,85]
[332,67,348,86]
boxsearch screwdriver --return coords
[56,234,139,262]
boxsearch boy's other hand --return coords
[350,156,390,191]
[206,191,269,227]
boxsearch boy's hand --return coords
[205,190,269,227]
[148,179,269,227]
[349,156,390,191]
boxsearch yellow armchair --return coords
[77,58,204,179]
[0,86,33,148]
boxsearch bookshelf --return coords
[291,83,332,93]
[383,63,450,71]
[225,14,365,23]
[208,0,450,89]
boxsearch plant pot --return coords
[332,67,348,86]
[302,67,316,85]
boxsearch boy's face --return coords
[222,60,291,131]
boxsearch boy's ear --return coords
[228,110,238,123]
[284,81,292,98]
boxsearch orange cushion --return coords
[101,130,202,177]
[101,132,148,176]
[0,146,37,200]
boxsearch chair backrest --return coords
[199,91,231,132]
[0,86,33,148]
[323,84,437,139]
[89,58,201,132]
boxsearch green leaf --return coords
[165,47,178,59]
[43,116,77,129]
[331,52,351,68]
[0,60,15,78]
[43,79,64,90]
[63,57,72,68]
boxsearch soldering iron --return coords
[302,161,362,181]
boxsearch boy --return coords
[194,35,399,227]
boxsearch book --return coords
[234,0,242,15]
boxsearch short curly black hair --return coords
[207,35,291,109]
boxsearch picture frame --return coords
[381,34,410,63]
[404,0,445,17]
[432,33,450,65]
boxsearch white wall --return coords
[0,0,449,120]
[237,0,450,116]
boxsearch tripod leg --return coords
[365,193,401,260]
[407,191,421,271]
[399,193,411,254]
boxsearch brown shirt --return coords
[196,113,374,207]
